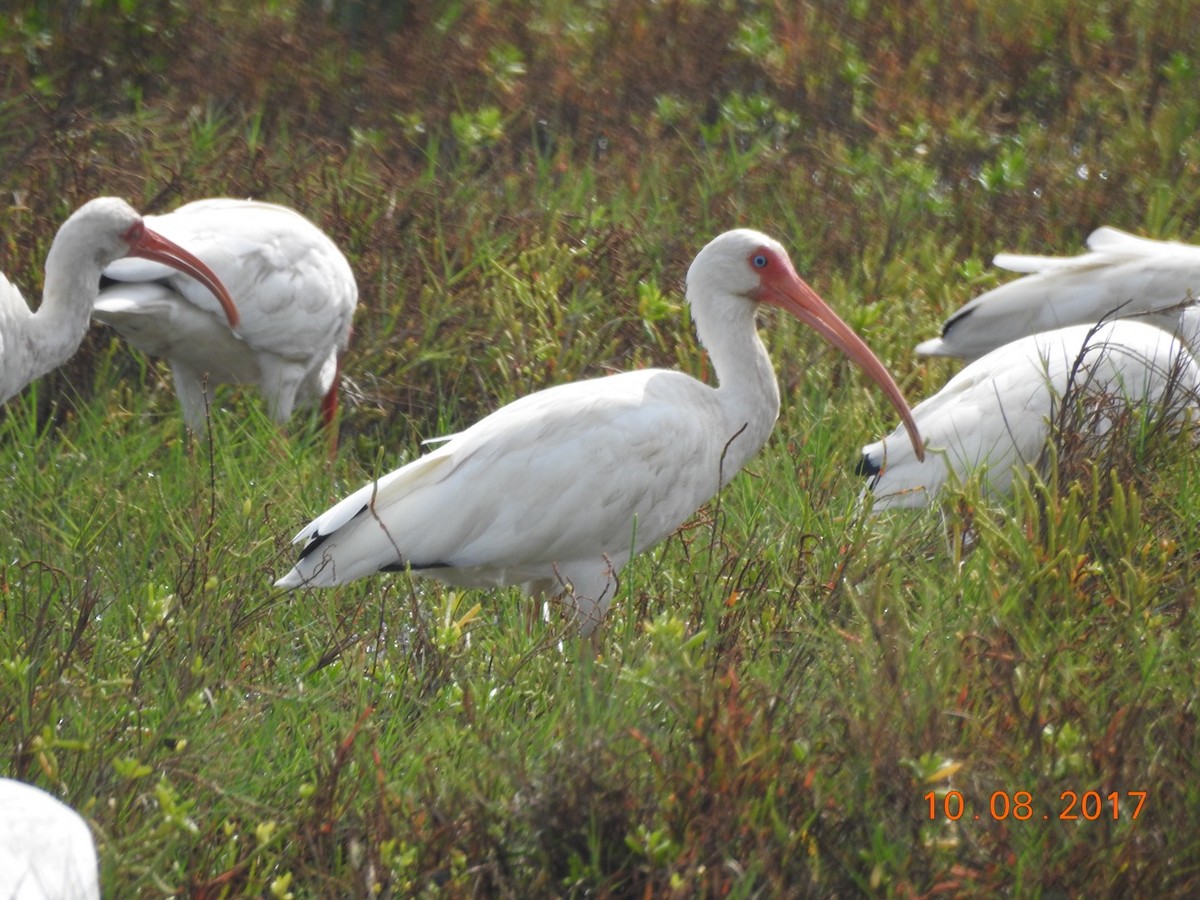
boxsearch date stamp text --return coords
[924,790,1146,822]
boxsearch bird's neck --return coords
[692,290,782,481]
[27,231,104,377]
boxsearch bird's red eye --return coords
[122,220,145,245]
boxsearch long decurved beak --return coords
[125,225,240,329]
[758,266,925,461]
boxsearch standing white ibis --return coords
[0,777,100,900]
[915,227,1200,360]
[275,229,925,633]
[93,198,357,430]
[860,319,1200,509]
[0,198,238,405]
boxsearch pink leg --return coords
[321,364,340,456]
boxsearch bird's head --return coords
[55,198,139,270]
[686,228,793,304]
[689,228,925,461]
[64,197,240,328]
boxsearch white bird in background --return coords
[860,318,1200,509]
[858,226,1200,510]
[0,197,239,405]
[0,777,100,900]
[276,229,926,633]
[915,226,1200,360]
[94,198,357,430]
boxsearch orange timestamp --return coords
[924,790,1147,822]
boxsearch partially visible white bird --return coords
[0,777,100,900]
[861,318,1200,509]
[0,198,238,405]
[276,229,925,633]
[94,198,357,430]
[916,226,1200,360]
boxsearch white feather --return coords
[865,320,1200,509]
[0,778,99,900]
[276,229,920,633]
[917,227,1200,360]
[95,198,357,428]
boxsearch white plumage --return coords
[276,229,925,633]
[94,198,357,429]
[916,226,1200,360]
[861,320,1200,509]
[0,198,238,405]
[0,777,100,900]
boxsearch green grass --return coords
[3,0,1200,895]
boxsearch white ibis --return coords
[94,198,357,430]
[275,229,925,633]
[860,319,1200,509]
[916,227,1200,360]
[0,198,238,405]
[0,777,100,900]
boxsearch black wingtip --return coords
[940,305,975,339]
[296,503,368,562]
[296,530,331,562]
[854,453,881,477]
[379,560,449,573]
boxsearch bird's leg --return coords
[171,362,210,434]
[320,354,342,459]
[547,562,619,649]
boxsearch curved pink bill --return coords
[757,261,925,462]
[122,221,240,328]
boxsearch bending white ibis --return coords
[276,229,925,633]
[0,198,238,405]
[94,198,357,430]
[916,227,1200,360]
[0,777,100,900]
[860,319,1200,509]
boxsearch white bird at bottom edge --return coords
[0,777,100,900]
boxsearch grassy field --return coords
[2,1,1199,895]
